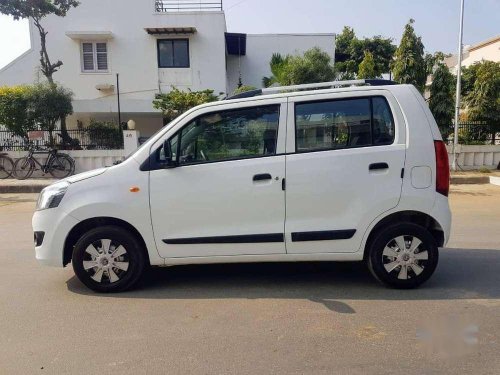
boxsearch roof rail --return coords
[226,79,397,100]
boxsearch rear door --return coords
[284,91,406,253]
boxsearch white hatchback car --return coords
[33,80,451,293]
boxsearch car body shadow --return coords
[66,248,500,313]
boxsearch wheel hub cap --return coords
[82,239,130,284]
[382,235,429,280]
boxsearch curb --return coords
[450,176,490,185]
[0,185,47,194]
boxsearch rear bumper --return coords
[32,208,79,267]
[431,193,452,247]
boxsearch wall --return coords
[447,145,500,170]
[227,34,336,94]
[6,150,126,175]
[463,40,500,68]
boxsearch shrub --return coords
[153,87,219,123]
[0,85,33,137]
[87,120,123,149]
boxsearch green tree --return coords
[429,63,455,135]
[465,61,500,127]
[0,85,33,138]
[0,0,80,85]
[358,51,376,79]
[263,48,335,87]
[262,53,291,87]
[335,26,396,79]
[28,83,74,145]
[461,62,482,99]
[153,87,219,123]
[392,19,427,92]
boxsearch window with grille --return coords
[81,42,109,72]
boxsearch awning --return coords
[225,33,247,56]
[145,27,197,35]
[65,31,114,40]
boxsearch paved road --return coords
[0,186,499,374]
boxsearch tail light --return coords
[434,140,450,196]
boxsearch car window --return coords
[372,97,395,146]
[295,96,394,152]
[175,105,280,165]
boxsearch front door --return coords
[284,92,406,254]
[150,100,287,258]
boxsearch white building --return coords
[445,35,500,74]
[0,0,335,137]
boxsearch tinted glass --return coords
[158,40,189,68]
[372,97,395,145]
[176,105,280,165]
[173,40,189,67]
[158,40,174,67]
[295,98,372,151]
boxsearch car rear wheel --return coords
[367,223,439,289]
[72,226,146,293]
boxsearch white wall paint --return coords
[227,34,335,93]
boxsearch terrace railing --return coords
[155,0,223,12]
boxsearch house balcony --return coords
[155,0,223,12]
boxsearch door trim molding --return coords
[291,230,356,242]
[163,233,285,244]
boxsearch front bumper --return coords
[32,208,79,267]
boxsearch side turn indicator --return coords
[129,186,140,193]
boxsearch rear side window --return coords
[295,96,394,152]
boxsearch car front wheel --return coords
[72,226,146,293]
[367,223,439,289]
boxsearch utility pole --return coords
[452,0,465,171]
[116,73,122,130]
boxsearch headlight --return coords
[36,181,70,211]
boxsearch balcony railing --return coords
[155,0,223,12]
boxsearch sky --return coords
[1,0,499,69]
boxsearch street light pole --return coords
[452,0,465,171]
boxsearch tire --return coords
[49,154,75,179]
[72,226,146,293]
[0,155,14,179]
[13,157,35,180]
[367,223,439,289]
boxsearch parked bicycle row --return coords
[0,148,75,180]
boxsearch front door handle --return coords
[253,173,272,181]
[369,162,389,171]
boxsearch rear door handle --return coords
[369,162,389,171]
[253,173,272,181]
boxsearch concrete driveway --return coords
[0,185,499,374]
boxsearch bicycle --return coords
[0,152,15,179]
[14,148,75,180]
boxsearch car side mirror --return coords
[163,139,177,168]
